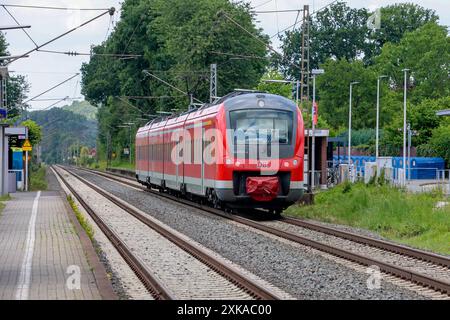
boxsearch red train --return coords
[135,91,304,213]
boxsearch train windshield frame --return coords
[229,109,294,145]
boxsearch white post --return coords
[25,151,28,191]
[375,76,387,162]
[25,127,29,192]
[376,78,380,161]
[348,82,359,181]
[348,84,352,174]
[402,69,409,186]
[407,123,411,180]
[311,76,316,190]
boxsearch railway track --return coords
[76,166,450,297]
[54,165,282,300]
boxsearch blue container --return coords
[12,151,23,170]
[392,157,444,180]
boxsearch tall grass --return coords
[29,164,48,191]
[285,183,450,255]
[89,160,135,171]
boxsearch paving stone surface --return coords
[0,192,102,300]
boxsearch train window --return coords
[229,109,293,144]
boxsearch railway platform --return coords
[0,191,115,300]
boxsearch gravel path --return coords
[73,168,428,300]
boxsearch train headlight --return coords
[284,161,289,167]
[293,160,298,166]
[226,158,232,165]
[235,161,241,167]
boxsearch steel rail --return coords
[59,166,281,300]
[98,167,450,268]
[84,167,450,295]
[281,217,450,268]
[52,166,174,300]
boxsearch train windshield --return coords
[229,109,293,145]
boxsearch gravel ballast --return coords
[72,168,429,300]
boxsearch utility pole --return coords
[299,5,310,105]
[407,123,411,180]
[210,63,217,103]
[0,67,7,116]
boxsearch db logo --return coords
[257,161,270,168]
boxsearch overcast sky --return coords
[1,0,449,110]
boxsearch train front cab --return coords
[214,93,304,210]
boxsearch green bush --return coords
[285,183,450,254]
[428,125,450,165]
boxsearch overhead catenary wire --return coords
[124,95,186,100]
[253,9,304,14]
[252,0,273,9]
[32,97,82,102]
[35,49,141,58]
[0,4,111,11]
[270,0,339,39]
[115,96,155,117]
[30,96,69,111]
[142,70,204,104]
[1,5,39,47]
[121,14,146,55]
[210,50,270,60]
[23,73,79,104]
[6,7,115,65]
[217,10,301,71]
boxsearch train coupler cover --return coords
[246,177,280,202]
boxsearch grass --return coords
[88,160,135,171]
[0,194,11,216]
[29,164,48,191]
[285,182,450,255]
[67,195,94,241]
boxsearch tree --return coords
[426,125,450,165]
[255,70,293,99]
[82,0,269,159]
[1,32,30,117]
[315,58,378,130]
[277,2,440,79]
[7,75,30,117]
[375,22,449,102]
[0,32,7,57]
[278,2,369,78]
[29,107,97,164]
[20,119,42,146]
[370,3,438,50]
[409,97,450,146]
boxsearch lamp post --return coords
[402,69,410,186]
[348,81,359,179]
[376,75,387,162]
[311,69,324,190]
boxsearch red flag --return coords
[313,102,318,126]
